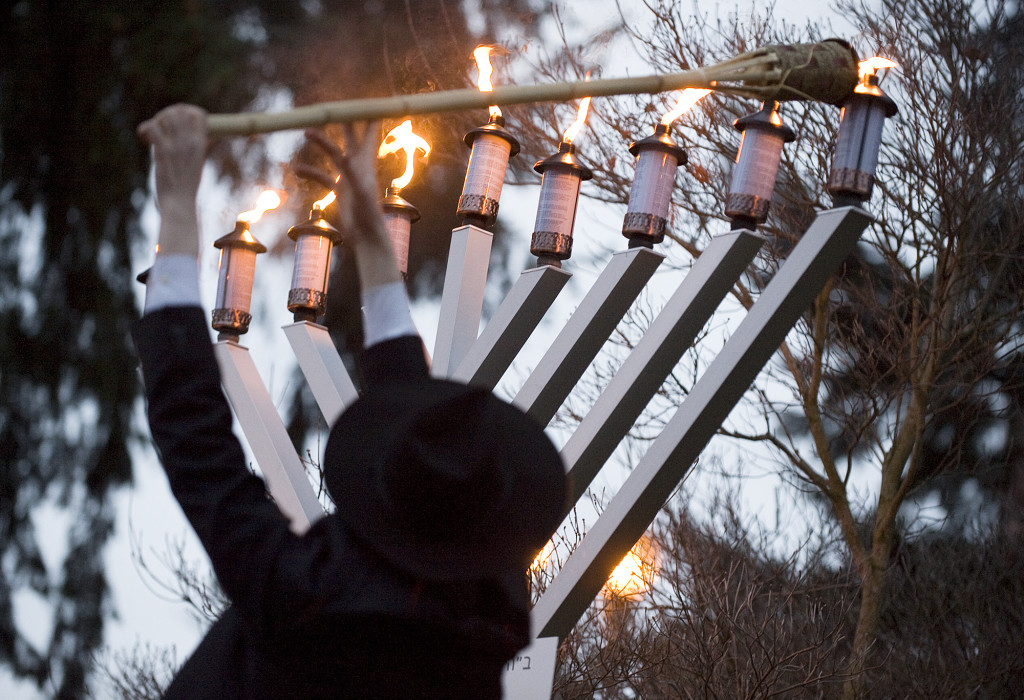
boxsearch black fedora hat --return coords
[323,377,567,580]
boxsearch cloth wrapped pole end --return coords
[752,39,860,105]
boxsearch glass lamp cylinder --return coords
[287,208,343,323]
[531,141,593,268]
[458,116,520,227]
[382,187,420,278]
[212,221,267,340]
[622,122,687,248]
[828,76,898,206]
[725,101,796,230]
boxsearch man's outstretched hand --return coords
[296,123,402,291]
[137,104,209,258]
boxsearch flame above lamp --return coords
[725,101,796,230]
[621,88,710,248]
[377,120,430,278]
[531,93,594,268]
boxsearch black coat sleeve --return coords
[357,334,430,388]
[133,309,433,624]
[133,306,305,614]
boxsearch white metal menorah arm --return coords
[214,341,325,532]
[531,206,873,640]
[283,321,359,425]
[557,228,765,504]
[512,246,664,425]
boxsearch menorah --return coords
[198,42,896,698]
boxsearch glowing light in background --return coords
[603,536,658,600]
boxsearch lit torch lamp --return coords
[212,190,282,341]
[724,100,796,230]
[458,46,520,227]
[622,88,711,248]
[286,189,343,323]
[531,94,593,268]
[828,57,899,207]
[378,120,431,278]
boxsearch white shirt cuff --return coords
[361,281,417,347]
[143,254,201,314]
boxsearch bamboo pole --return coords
[205,40,859,136]
[208,66,761,136]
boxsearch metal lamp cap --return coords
[464,115,521,157]
[533,141,594,180]
[382,187,422,223]
[627,122,688,165]
[733,102,797,142]
[214,220,268,253]
[849,77,899,117]
[287,209,343,244]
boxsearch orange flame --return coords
[660,88,712,126]
[529,541,555,574]
[858,57,899,83]
[561,72,593,144]
[474,46,502,120]
[237,190,283,224]
[603,537,658,600]
[378,120,431,190]
[562,97,591,144]
[313,177,340,211]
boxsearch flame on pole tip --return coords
[858,57,899,82]
[313,190,336,211]
[562,98,592,145]
[474,46,503,120]
[237,190,283,224]
[313,176,341,211]
[660,87,713,126]
[561,71,594,144]
[378,120,431,190]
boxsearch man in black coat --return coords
[133,105,567,698]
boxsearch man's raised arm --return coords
[295,125,419,351]
[136,104,207,312]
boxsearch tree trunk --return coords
[841,529,895,699]
[1000,402,1024,542]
